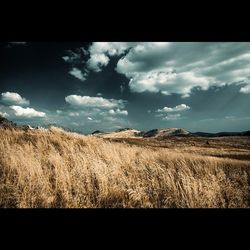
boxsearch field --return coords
[0,127,249,208]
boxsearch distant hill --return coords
[92,127,250,139]
[93,128,142,138]
[1,115,249,138]
[193,131,250,137]
[141,128,191,138]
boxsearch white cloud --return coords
[68,112,80,117]
[69,67,86,81]
[65,95,127,109]
[1,92,30,106]
[87,53,110,72]
[162,114,181,120]
[240,85,250,94]
[89,42,130,57]
[0,111,9,117]
[156,104,189,121]
[115,42,250,96]
[86,42,131,72]
[62,43,131,79]
[128,70,211,97]
[108,109,128,116]
[62,56,70,62]
[10,105,46,118]
[157,104,190,113]
[62,42,250,95]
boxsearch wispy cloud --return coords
[9,42,27,46]
[225,116,250,120]
[162,114,181,120]
[199,118,215,122]
[69,67,87,81]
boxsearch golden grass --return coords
[0,127,249,208]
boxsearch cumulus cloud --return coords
[1,92,30,106]
[62,42,250,95]
[63,43,131,78]
[65,95,127,109]
[62,48,89,79]
[86,42,131,72]
[69,67,87,81]
[88,42,130,56]
[156,104,189,121]
[157,104,190,113]
[87,53,109,72]
[10,105,46,118]
[162,114,181,121]
[240,85,250,94]
[108,108,128,116]
[115,42,250,96]
[0,111,9,117]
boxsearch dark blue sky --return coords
[0,42,250,133]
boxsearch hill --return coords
[142,128,191,138]
[0,121,249,208]
[92,128,142,138]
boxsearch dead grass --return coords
[0,127,249,208]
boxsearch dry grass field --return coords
[0,127,249,208]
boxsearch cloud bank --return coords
[115,42,250,96]
[67,42,250,96]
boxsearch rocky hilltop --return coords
[141,128,190,138]
[92,128,141,138]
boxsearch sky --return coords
[0,42,250,133]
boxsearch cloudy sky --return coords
[0,42,250,133]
